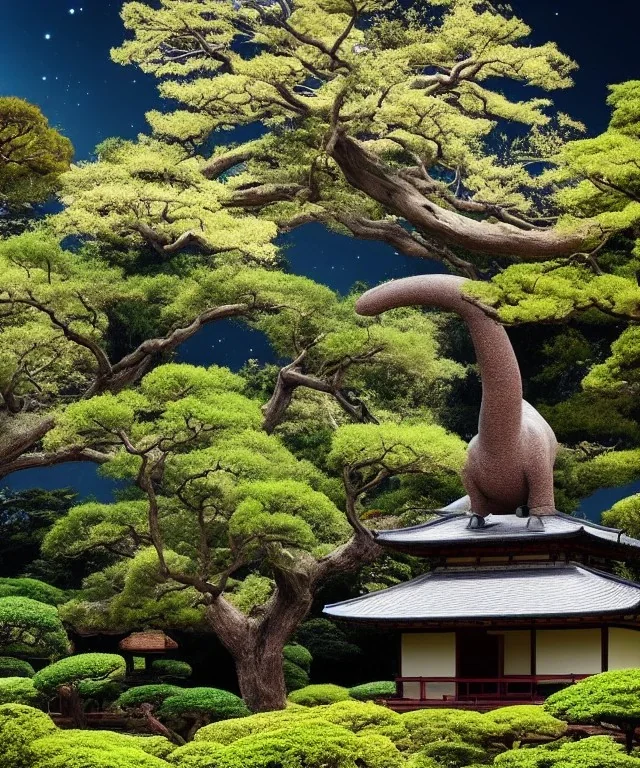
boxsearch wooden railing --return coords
[395,674,591,703]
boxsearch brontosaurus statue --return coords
[355,275,558,525]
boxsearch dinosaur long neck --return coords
[356,275,523,453]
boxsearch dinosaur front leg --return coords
[525,460,556,517]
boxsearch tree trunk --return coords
[59,684,85,728]
[235,641,289,712]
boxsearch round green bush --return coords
[33,653,126,697]
[419,739,488,767]
[287,683,351,707]
[194,707,324,744]
[283,644,312,672]
[213,722,403,768]
[494,735,640,767]
[0,578,66,606]
[283,659,309,692]
[167,741,225,767]
[0,657,35,678]
[151,660,193,680]
[0,597,70,658]
[30,730,171,768]
[0,704,57,768]
[0,677,42,706]
[401,708,508,749]
[486,704,567,745]
[315,700,400,732]
[349,681,396,701]
[116,684,184,711]
[158,688,250,723]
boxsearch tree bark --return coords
[330,134,591,259]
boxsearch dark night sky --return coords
[1,0,639,518]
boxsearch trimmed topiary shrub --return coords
[545,669,640,752]
[33,653,126,697]
[418,739,488,767]
[0,578,65,606]
[34,653,126,726]
[158,688,249,739]
[0,657,35,678]
[283,644,312,672]
[288,683,351,706]
[151,660,193,680]
[349,681,396,701]
[494,735,640,767]
[283,659,309,692]
[167,741,226,767]
[194,706,324,745]
[0,677,42,706]
[0,703,57,768]
[116,684,185,711]
[30,729,171,768]
[316,700,400,732]
[211,722,404,768]
[401,708,508,751]
[0,597,70,658]
[486,704,567,747]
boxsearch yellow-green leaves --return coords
[0,97,73,206]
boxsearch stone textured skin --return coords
[355,275,558,517]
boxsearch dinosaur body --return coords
[355,275,558,517]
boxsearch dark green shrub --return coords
[288,683,351,706]
[418,739,488,767]
[486,704,567,747]
[0,703,56,768]
[495,735,640,767]
[283,644,312,672]
[158,688,249,737]
[294,619,361,663]
[283,659,309,692]
[151,660,193,680]
[545,669,640,752]
[0,677,42,706]
[116,684,184,711]
[349,681,396,701]
[0,597,69,658]
[0,657,35,678]
[0,578,65,605]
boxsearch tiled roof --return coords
[323,563,640,622]
[119,631,179,652]
[375,512,640,551]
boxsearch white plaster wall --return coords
[502,631,531,675]
[609,628,640,669]
[401,632,456,700]
[536,629,602,674]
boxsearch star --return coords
[42,76,47,81]
[69,8,76,14]
[45,33,52,40]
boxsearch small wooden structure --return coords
[325,512,640,710]
[119,630,178,674]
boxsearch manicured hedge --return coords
[0,677,42,706]
[0,657,35,679]
[288,683,351,706]
[33,653,126,697]
[151,660,193,680]
[116,684,184,711]
[158,688,250,722]
[349,681,396,701]
[0,704,56,768]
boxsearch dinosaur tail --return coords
[356,275,523,453]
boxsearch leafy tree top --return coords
[33,653,126,697]
[0,97,73,207]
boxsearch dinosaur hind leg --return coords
[525,461,556,516]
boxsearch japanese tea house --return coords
[324,511,640,709]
